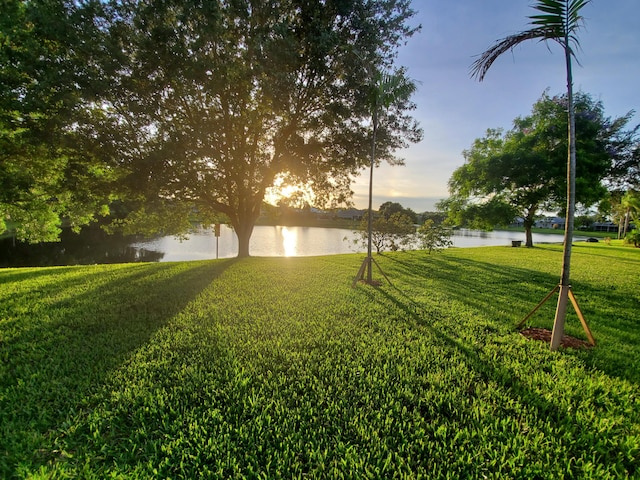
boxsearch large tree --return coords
[0,0,113,242]
[607,126,640,191]
[447,92,632,247]
[378,201,418,224]
[86,0,421,257]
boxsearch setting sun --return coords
[265,175,314,207]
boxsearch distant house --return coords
[535,217,565,229]
[510,217,525,227]
[591,221,618,233]
[309,207,331,220]
[336,208,365,221]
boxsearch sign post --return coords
[214,224,221,259]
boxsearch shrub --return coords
[624,229,640,247]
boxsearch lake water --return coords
[1,225,589,267]
[132,225,583,262]
[132,225,361,261]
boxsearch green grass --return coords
[1,244,639,479]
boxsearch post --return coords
[214,224,221,259]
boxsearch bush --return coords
[624,229,640,247]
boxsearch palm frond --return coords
[470,27,553,81]
[369,70,416,111]
[568,0,590,23]
[471,0,591,81]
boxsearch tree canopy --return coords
[446,91,634,247]
[80,0,421,257]
[0,0,113,242]
[378,201,418,224]
[2,0,422,255]
[607,126,640,191]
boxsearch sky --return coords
[350,0,640,213]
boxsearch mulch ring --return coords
[520,327,594,349]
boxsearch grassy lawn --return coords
[1,243,638,478]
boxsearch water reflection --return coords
[132,225,363,261]
[281,227,297,257]
[0,227,164,267]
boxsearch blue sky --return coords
[351,0,640,212]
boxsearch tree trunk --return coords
[235,220,255,258]
[550,34,576,352]
[524,215,535,247]
[618,217,623,239]
[524,226,533,247]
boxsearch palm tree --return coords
[356,69,416,285]
[470,0,591,351]
[621,190,640,238]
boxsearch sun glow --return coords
[264,175,315,207]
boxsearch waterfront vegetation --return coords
[1,242,639,478]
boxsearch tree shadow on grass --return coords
[353,283,639,477]
[382,253,559,323]
[379,253,640,385]
[569,243,640,265]
[0,259,236,477]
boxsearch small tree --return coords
[359,70,421,283]
[416,220,453,254]
[354,212,415,254]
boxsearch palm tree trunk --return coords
[550,29,576,351]
[366,108,378,283]
[623,207,631,238]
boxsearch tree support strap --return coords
[516,284,595,348]
[352,256,392,288]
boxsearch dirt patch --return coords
[520,327,594,349]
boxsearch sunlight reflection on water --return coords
[281,226,297,257]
